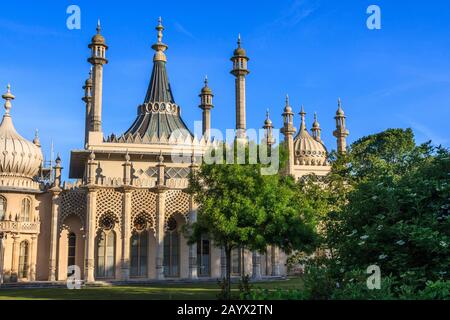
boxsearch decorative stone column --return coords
[85,186,97,283]
[188,156,198,280]
[188,208,198,280]
[153,153,167,280]
[121,187,132,281]
[48,189,61,281]
[155,190,166,280]
[271,246,280,277]
[29,235,38,281]
[11,234,20,282]
[252,251,262,280]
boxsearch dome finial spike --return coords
[285,94,290,106]
[204,75,208,86]
[97,19,101,34]
[237,33,241,47]
[266,108,270,120]
[2,83,15,115]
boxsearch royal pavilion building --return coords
[0,18,349,284]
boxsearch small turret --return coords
[199,76,214,139]
[333,98,350,154]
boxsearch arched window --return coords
[67,233,76,269]
[96,231,115,278]
[231,247,244,276]
[197,235,210,277]
[130,232,148,278]
[20,198,31,222]
[18,241,29,279]
[163,217,179,277]
[0,196,6,221]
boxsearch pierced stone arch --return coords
[96,189,123,230]
[132,212,156,234]
[165,190,190,226]
[59,190,86,230]
[59,214,84,234]
[96,211,121,232]
[130,189,156,233]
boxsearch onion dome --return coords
[233,34,247,56]
[294,106,328,166]
[201,76,213,95]
[336,98,345,116]
[91,20,106,45]
[0,85,43,190]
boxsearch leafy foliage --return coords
[187,143,318,299]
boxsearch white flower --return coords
[377,225,383,231]
[396,240,406,246]
[340,268,345,273]
[372,196,378,200]
[358,241,366,246]
[440,241,448,248]
[360,235,369,240]
[378,254,388,260]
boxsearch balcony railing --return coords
[0,221,40,234]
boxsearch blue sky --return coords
[0,0,449,179]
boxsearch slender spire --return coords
[334,98,350,154]
[311,112,322,142]
[2,84,15,116]
[299,105,307,131]
[263,109,275,147]
[237,33,241,47]
[97,19,101,34]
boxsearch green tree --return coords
[187,143,317,299]
[304,129,450,298]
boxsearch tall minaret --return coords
[280,95,296,176]
[263,110,275,148]
[311,112,322,142]
[88,20,108,134]
[333,98,349,154]
[82,68,93,147]
[231,34,250,140]
[199,76,214,140]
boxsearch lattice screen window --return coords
[96,189,123,230]
[131,190,157,232]
[59,190,87,230]
[165,190,190,225]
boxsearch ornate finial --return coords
[300,105,306,117]
[89,67,93,79]
[266,109,270,120]
[2,84,15,116]
[286,94,290,106]
[204,75,208,86]
[97,19,101,34]
[337,98,345,116]
[237,34,241,47]
[156,17,164,43]
[89,150,96,161]
[152,17,168,62]
[33,129,41,147]
[158,151,164,164]
[56,153,62,164]
[125,149,131,162]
